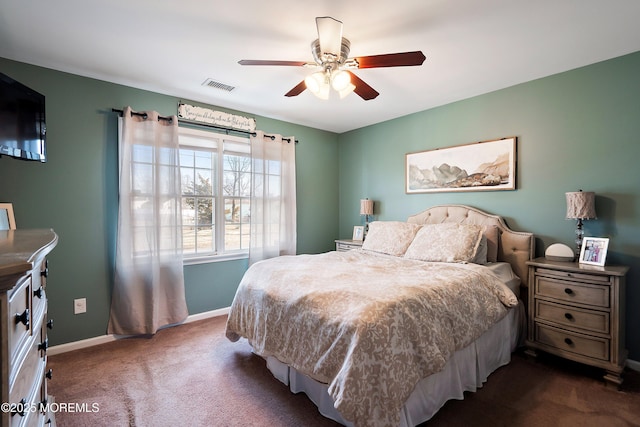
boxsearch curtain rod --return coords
[111,108,298,143]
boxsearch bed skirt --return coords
[264,301,525,426]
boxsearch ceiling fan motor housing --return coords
[311,37,352,68]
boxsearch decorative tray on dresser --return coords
[1,229,58,427]
[525,257,629,388]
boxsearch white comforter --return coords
[225,250,518,427]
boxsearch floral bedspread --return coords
[225,250,518,427]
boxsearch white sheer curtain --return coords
[108,106,188,335]
[249,131,297,264]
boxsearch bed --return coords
[225,205,534,427]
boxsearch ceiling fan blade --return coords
[346,71,379,100]
[238,60,307,66]
[284,80,307,97]
[354,51,426,69]
[316,16,343,56]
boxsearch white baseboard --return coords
[627,358,640,373]
[48,307,230,356]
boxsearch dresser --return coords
[335,239,363,252]
[1,229,58,427]
[525,257,628,387]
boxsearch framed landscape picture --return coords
[405,137,516,193]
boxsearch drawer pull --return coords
[34,285,44,299]
[564,313,574,320]
[564,288,574,295]
[41,265,49,278]
[15,309,30,328]
[12,398,27,417]
[46,368,53,379]
[39,338,49,353]
[47,318,54,329]
[564,338,574,346]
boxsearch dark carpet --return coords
[48,315,640,426]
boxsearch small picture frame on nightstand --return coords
[579,237,609,266]
[352,226,364,241]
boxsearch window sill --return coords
[183,252,249,266]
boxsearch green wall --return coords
[337,51,640,360]
[2,50,640,362]
[0,58,339,346]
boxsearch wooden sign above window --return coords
[178,103,256,132]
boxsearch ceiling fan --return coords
[238,17,426,101]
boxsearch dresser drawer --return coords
[8,275,32,365]
[535,323,609,361]
[535,299,609,335]
[535,276,609,308]
[9,334,46,425]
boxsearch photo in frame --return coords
[352,226,364,241]
[405,137,516,193]
[579,237,609,266]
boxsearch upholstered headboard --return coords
[407,205,535,287]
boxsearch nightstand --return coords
[525,257,629,388]
[335,239,363,252]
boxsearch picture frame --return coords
[579,237,609,266]
[352,226,364,241]
[405,137,516,193]
[0,203,16,230]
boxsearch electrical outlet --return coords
[74,298,87,314]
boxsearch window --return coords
[178,127,250,263]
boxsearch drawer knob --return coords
[564,338,574,346]
[34,286,44,299]
[41,265,49,278]
[15,309,30,328]
[47,318,54,330]
[46,368,53,380]
[564,313,574,320]
[564,288,574,295]
[13,398,27,417]
[39,338,49,353]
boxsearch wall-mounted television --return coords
[0,72,47,162]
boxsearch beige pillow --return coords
[484,225,499,263]
[361,221,422,256]
[404,223,484,263]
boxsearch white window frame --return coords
[178,126,251,265]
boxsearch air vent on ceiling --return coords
[202,78,235,92]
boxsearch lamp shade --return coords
[565,191,596,219]
[360,199,374,216]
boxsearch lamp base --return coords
[574,219,584,259]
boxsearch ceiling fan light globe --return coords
[304,72,323,94]
[331,70,351,91]
[338,83,356,99]
[305,72,330,100]
[317,83,330,100]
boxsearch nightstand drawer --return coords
[335,239,363,252]
[535,300,609,335]
[535,276,609,308]
[536,267,610,283]
[535,323,609,361]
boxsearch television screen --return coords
[0,72,47,162]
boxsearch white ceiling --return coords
[1,0,640,133]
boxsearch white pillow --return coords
[361,221,422,256]
[404,223,484,263]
